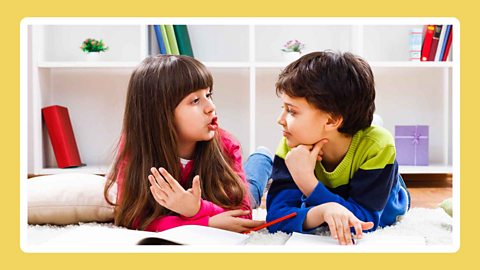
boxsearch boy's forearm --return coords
[303,204,325,230]
[290,172,318,197]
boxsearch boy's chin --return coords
[285,139,299,148]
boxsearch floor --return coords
[407,187,452,208]
[404,174,452,208]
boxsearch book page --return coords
[285,232,426,246]
[147,225,249,245]
[41,225,249,246]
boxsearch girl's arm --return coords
[186,129,254,220]
[218,129,253,219]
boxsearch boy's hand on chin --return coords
[285,139,328,195]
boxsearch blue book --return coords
[153,25,167,54]
[439,25,451,61]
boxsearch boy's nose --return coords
[277,111,286,126]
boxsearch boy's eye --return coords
[282,106,295,115]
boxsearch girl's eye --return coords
[206,92,213,99]
[192,98,200,104]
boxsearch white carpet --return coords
[26,207,452,247]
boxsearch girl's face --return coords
[174,88,218,144]
[277,93,329,148]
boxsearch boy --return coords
[266,51,410,245]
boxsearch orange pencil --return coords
[243,212,297,234]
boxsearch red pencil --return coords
[243,212,297,234]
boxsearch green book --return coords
[165,25,180,55]
[160,25,172,54]
[173,25,194,57]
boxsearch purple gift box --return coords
[395,125,429,166]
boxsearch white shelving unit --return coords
[26,19,456,176]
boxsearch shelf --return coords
[34,165,110,175]
[28,23,454,179]
[37,61,141,68]
[399,165,452,174]
[255,61,453,68]
[369,61,453,68]
[37,61,453,69]
[202,61,250,68]
[37,61,253,69]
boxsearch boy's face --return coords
[277,93,329,148]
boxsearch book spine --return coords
[153,25,167,54]
[427,25,442,61]
[41,105,82,168]
[442,26,453,61]
[409,27,423,61]
[173,25,194,57]
[421,25,435,61]
[160,25,172,54]
[165,25,180,55]
[439,25,452,61]
[434,25,447,61]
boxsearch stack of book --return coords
[415,25,453,62]
[150,25,194,57]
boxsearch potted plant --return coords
[281,39,305,62]
[81,38,109,61]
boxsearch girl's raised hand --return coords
[208,209,265,233]
[148,167,201,218]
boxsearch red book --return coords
[421,25,435,61]
[42,105,83,168]
[428,25,443,61]
[442,26,453,61]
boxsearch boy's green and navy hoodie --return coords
[266,126,410,233]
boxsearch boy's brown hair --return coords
[276,51,376,136]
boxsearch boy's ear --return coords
[325,114,343,130]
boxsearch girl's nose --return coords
[205,99,216,114]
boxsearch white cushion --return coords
[28,173,117,225]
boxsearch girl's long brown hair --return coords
[104,55,246,230]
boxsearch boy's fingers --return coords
[342,218,353,245]
[324,216,338,240]
[335,220,346,245]
[361,221,375,230]
[311,139,328,160]
[352,221,363,239]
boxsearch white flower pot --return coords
[283,52,301,63]
[85,52,101,62]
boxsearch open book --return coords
[40,224,426,246]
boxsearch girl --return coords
[104,55,266,233]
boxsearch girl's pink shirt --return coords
[115,129,252,232]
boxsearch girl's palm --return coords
[148,167,201,217]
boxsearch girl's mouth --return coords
[208,116,218,131]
